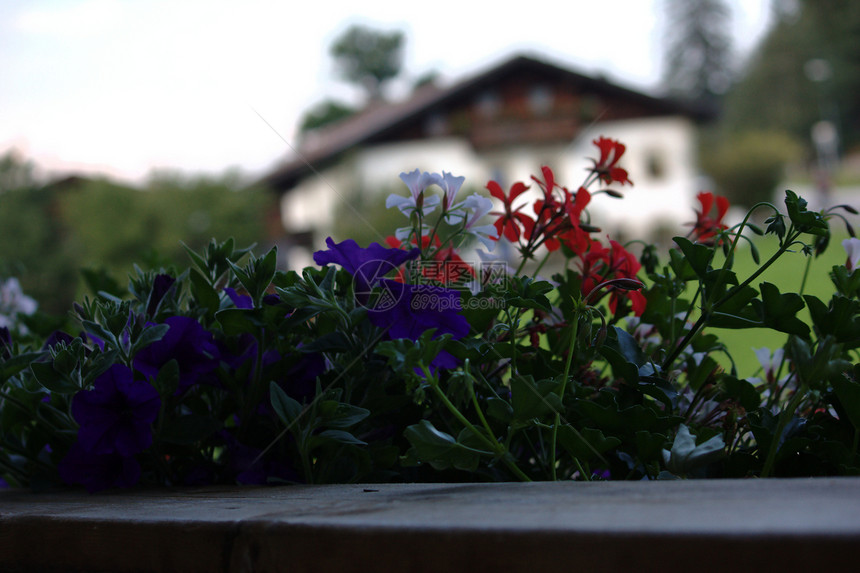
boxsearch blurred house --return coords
[261,54,713,267]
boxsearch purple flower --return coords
[224,287,253,309]
[313,237,419,293]
[314,237,470,373]
[58,442,141,493]
[371,280,469,340]
[71,364,160,456]
[278,351,327,404]
[134,315,220,391]
[43,330,75,350]
[371,280,469,373]
[224,287,282,309]
[147,273,176,316]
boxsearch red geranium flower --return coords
[590,137,632,186]
[575,238,646,316]
[689,192,730,244]
[488,180,535,242]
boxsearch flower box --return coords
[1,136,858,492]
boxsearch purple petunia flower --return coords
[134,315,220,391]
[224,287,253,309]
[58,441,141,493]
[71,364,161,456]
[313,237,419,293]
[42,330,74,350]
[314,237,470,373]
[146,273,176,317]
[371,280,469,341]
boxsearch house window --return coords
[645,150,668,180]
[528,85,554,116]
[476,91,501,117]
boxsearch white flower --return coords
[386,169,442,217]
[753,347,784,384]
[438,171,465,213]
[0,277,37,333]
[462,194,498,251]
[842,237,860,271]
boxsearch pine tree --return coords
[661,0,734,105]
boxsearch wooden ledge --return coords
[1,478,859,572]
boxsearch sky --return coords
[0,0,774,184]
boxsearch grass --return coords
[706,230,849,378]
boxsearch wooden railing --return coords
[1,478,858,572]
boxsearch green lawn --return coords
[706,231,849,378]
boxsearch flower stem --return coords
[550,306,580,480]
[425,367,531,481]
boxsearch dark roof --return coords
[261,53,712,193]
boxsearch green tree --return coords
[0,157,80,315]
[298,99,357,135]
[661,0,734,104]
[724,0,860,151]
[59,171,272,283]
[330,25,404,102]
[0,150,37,194]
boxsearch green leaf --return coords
[30,361,79,394]
[510,375,562,421]
[153,359,180,398]
[404,419,458,460]
[784,190,828,236]
[316,429,366,446]
[719,375,762,411]
[270,381,303,427]
[486,397,514,423]
[403,420,487,472]
[557,425,620,462]
[319,401,370,429]
[506,277,553,311]
[662,425,725,476]
[132,324,171,354]
[673,236,714,280]
[215,308,264,337]
[753,282,810,338]
[668,247,698,281]
[599,326,647,384]
[832,375,860,432]
[1,351,44,383]
[805,294,860,348]
[81,320,118,349]
[189,269,221,312]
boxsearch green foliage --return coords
[298,99,357,135]
[723,0,860,150]
[330,25,404,101]
[699,130,803,208]
[0,162,273,316]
